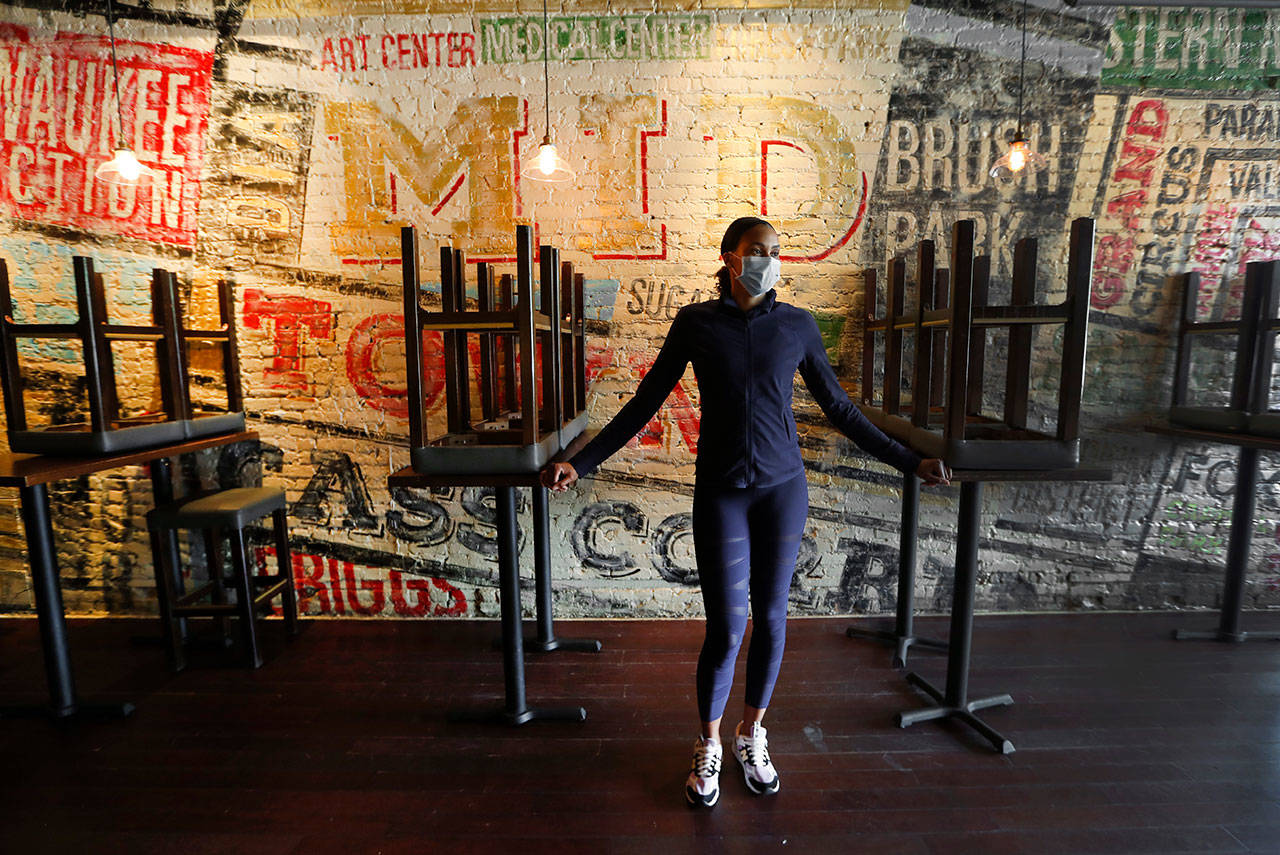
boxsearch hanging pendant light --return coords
[989,0,1047,180]
[95,0,151,187]
[520,0,574,183]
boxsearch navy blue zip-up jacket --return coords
[568,288,922,488]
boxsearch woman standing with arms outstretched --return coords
[540,217,950,808]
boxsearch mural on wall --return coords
[1072,8,1280,422]
[0,1,1278,619]
[1085,94,1280,326]
[197,84,317,274]
[861,31,1102,278]
[1128,444,1280,606]
[1070,7,1280,606]
[0,24,212,247]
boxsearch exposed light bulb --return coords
[537,143,557,176]
[520,134,575,183]
[1007,140,1027,173]
[95,148,150,186]
[989,133,1046,181]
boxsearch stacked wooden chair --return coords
[0,257,244,455]
[1169,260,1279,437]
[858,217,1095,469]
[0,256,290,670]
[401,223,587,474]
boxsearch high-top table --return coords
[894,466,1112,754]
[387,467,600,725]
[0,430,258,720]
[1146,423,1280,643]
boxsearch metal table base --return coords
[1145,427,1280,644]
[1172,447,1280,643]
[892,467,1112,754]
[846,473,949,669]
[494,486,602,655]
[450,485,587,725]
[895,482,1014,754]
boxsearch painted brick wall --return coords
[0,2,1278,619]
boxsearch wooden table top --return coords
[946,466,1113,483]
[1146,422,1280,452]
[387,463,1114,489]
[387,466,543,489]
[0,431,259,488]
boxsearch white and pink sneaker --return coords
[734,722,780,795]
[685,736,722,808]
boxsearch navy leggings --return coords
[693,470,809,723]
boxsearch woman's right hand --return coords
[541,461,579,492]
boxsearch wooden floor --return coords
[1,612,1279,854]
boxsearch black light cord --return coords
[540,0,550,138]
[1018,0,1029,136]
[106,0,126,149]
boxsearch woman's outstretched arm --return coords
[794,309,925,476]
[557,308,694,482]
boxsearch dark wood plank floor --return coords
[2,612,1279,854]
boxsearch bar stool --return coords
[147,487,299,671]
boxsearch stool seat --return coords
[150,487,285,530]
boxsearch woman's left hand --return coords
[916,458,951,486]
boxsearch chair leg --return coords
[272,508,299,636]
[203,527,232,648]
[148,526,186,672]
[228,527,263,669]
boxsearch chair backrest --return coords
[1172,260,1279,418]
[1247,262,1280,415]
[861,217,1096,443]
[401,224,586,449]
[176,276,244,420]
[0,256,198,433]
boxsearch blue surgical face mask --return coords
[731,254,781,297]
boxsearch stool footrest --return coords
[252,577,289,607]
[173,604,239,618]
[173,580,219,609]
[170,577,289,618]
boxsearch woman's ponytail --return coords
[715,266,732,298]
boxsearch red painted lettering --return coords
[626,350,700,452]
[339,38,356,71]
[1095,235,1136,276]
[390,571,432,616]
[448,32,476,67]
[1112,141,1161,187]
[291,552,334,614]
[320,38,338,70]
[343,560,386,615]
[264,550,472,618]
[431,577,467,616]
[1105,189,1147,225]
[344,313,450,417]
[0,26,212,246]
[241,290,335,395]
[411,34,432,67]
[1125,99,1168,140]
[1239,217,1280,276]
